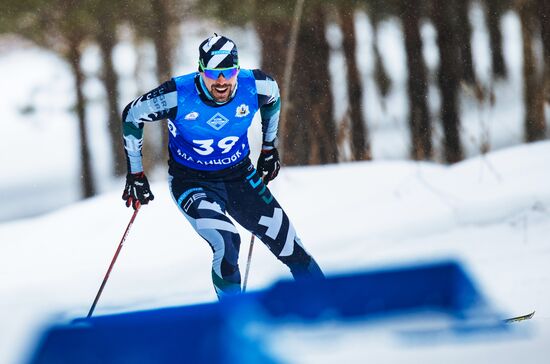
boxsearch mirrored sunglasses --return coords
[200,62,239,80]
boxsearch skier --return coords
[120,34,324,298]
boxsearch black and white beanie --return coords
[198,34,239,69]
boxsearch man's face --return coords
[200,69,239,103]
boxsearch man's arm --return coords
[122,80,178,173]
[253,70,281,182]
[252,69,280,150]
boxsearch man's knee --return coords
[221,258,240,282]
[279,243,310,265]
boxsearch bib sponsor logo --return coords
[206,112,229,130]
[211,50,231,55]
[175,149,243,167]
[236,104,250,118]
[184,111,199,120]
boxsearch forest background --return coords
[0,0,548,220]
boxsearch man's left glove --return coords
[122,172,155,210]
[257,148,281,182]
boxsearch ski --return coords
[504,310,535,323]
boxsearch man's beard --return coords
[210,83,233,102]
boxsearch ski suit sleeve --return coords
[252,69,280,150]
[121,80,178,173]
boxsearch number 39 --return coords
[193,136,239,155]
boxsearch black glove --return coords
[257,148,280,182]
[122,172,154,209]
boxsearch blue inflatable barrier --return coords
[28,260,507,364]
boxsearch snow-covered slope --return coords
[2,141,550,363]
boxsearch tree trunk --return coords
[518,0,545,142]
[433,0,463,163]
[255,0,304,163]
[97,28,126,177]
[285,4,337,166]
[255,17,294,161]
[151,0,174,166]
[255,18,289,83]
[456,0,476,84]
[340,5,370,161]
[282,17,312,166]
[538,0,550,104]
[485,0,507,79]
[401,0,432,160]
[67,35,95,198]
[370,21,391,99]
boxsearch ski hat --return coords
[198,34,239,69]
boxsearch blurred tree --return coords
[150,0,176,84]
[400,0,432,160]
[249,0,338,165]
[338,2,371,161]
[60,1,98,197]
[1,0,97,197]
[538,0,550,104]
[67,30,96,198]
[366,0,393,99]
[252,0,294,161]
[433,0,463,163]
[518,0,545,142]
[285,2,338,165]
[484,0,507,79]
[148,0,176,169]
[94,0,126,177]
[124,0,182,170]
[248,0,290,80]
[456,0,476,84]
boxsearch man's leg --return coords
[226,169,324,281]
[169,176,242,298]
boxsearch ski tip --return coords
[504,310,535,323]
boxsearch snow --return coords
[1,7,550,364]
[2,141,550,363]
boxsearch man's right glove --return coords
[122,172,154,210]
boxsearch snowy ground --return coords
[2,141,550,363]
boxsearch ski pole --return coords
[242,234,255,293]
[87,206,140,318]
[242,178,268,293]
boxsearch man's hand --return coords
[257,148,280,182]
[122,172,154,209]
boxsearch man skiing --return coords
[121,34,324,298]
